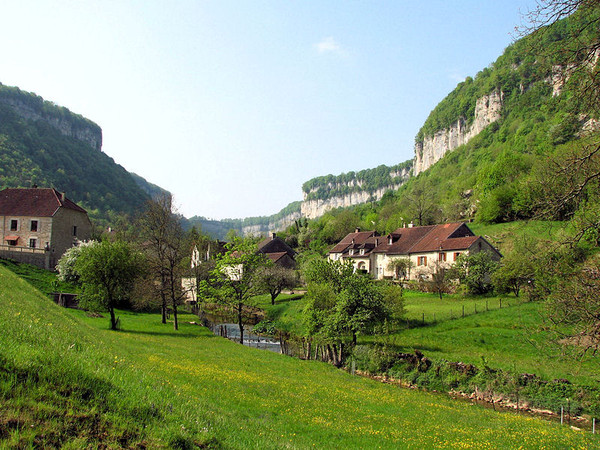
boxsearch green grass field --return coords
[2,265,598,448]
[260,289,600,386]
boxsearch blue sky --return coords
[0,1,536,219]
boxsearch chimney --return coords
[271,232,277,240]
[61,192,66,202]
[408,222,414,228]
[375,238,379,246]
[355,227,361,233]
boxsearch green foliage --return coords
[75,240,145,329]
[452,252,499,295]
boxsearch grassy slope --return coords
[1,266,597,448]
[262,290,600,386]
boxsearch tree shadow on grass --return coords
[118,329,215,339]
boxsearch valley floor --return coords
[1,265,598,448]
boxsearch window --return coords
[417,256,427,266]
[359,248,364,255]
[349,249,354,256]
[29,238,37,248]
[6,238,17,246]
[10,220,18,231]
[454,252,461,261]
[438,252,446,262]
[30,220,38,232]
[72,225,78,237]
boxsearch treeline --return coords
[301,161,413,202]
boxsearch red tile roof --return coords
[331,223,485,257]
[0,188,87,217]
[408,223,470,253]
[329,230,379,254]
[439,236,479,251]
[373,226,435,254]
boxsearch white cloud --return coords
[448,72,466,84]
[315,36,343,54]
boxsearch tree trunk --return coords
[306,339,312,360]
[352,332,357,346]
[271,293,276,305]
[109,306,117,330]
[173,302,178,330]
[237,303,244,345]
[161,292,167,324]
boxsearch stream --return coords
[209,322,282,352]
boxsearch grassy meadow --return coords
[2,265,598,448]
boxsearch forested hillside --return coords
[0,83,167,225]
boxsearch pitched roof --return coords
[0,188,87,217]
[373,226,435,255]
[265,252,289,263]
[257,234,296,259]
[408,223,472,253]
[329,230,379,254]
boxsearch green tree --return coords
[207,237,269,345]
[453,251,499,295]
[75,240,144,330]
[257,264,298,305]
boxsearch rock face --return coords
[413,90,503,175]
[300,165,411,219]
[0,97,102,151]
[241,210,302,236]
[300,186,402,219]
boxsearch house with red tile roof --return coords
[329,223,500,280]
[0,187,92,269]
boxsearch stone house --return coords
[0,187,92,269]
[328,223,500,280]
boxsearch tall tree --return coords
[138,194,187,330]
[75,240,144,330]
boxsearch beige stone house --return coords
[328,223,500,280]
[0,187,92,269]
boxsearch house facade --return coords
[328,223,501,280]
[0,187,92,269]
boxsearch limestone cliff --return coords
[0,84,102,151]
[413,90,503,175]
[300,164,411,219]
[241,210,302,235]
[301,185,401,219]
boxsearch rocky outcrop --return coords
[241,210,302,236]
[413,90,503,175]
[0,97,102,151]
[301,185,402,219]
